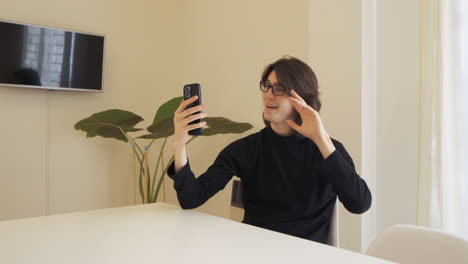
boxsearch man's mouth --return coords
[266,103,278,109]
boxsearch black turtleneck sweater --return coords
[167,126,372,244]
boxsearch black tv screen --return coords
[0,20,104,92]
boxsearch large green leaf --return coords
[142,117,253,139]
[129,128,144,132]
[139,118,174,139]
[201,117,253,136]
[152,97,183,125]
[143,96,182,138]
[74,109,144,142]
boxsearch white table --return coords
[0,203,395,264]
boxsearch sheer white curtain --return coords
[418,0,468,239]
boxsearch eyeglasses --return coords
[259,81,288,96]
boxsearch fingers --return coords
[288,97,306,113]
[186,121,206,132]
[184,112,207,125]
[286,120,300,132]
[175,96,199,114]
[289,95,317,114]
[173,96,207,144]
[291,90,306,103]
[174,104,206,124]
[182,104,206,118]
[173,110,207,135]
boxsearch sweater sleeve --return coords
[320,141,372,214]
[167,140,245,209]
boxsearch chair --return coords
[366,224,468,264]
[327,198,339,247]
[230,179,244,222]
[230,179,339,247]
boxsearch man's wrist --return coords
[314,133,335,159]
[173,140,186,150]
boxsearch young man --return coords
[168,56,371,244]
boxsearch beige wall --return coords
[0,0,183,218]
[308,0,363,252]
[0,88,47,220]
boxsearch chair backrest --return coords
[230,179,244,222]
[327,198,339,247]
[231,179,244,209]
[366,224,468,264]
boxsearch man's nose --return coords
[266,87,276,98]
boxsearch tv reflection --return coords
[14,68,42,86]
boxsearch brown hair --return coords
[261,56,321,127]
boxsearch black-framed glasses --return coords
[259,81,288,96]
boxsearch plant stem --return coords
[129,139,145,160]
[151,135,199,202]
[148,138,157,148]
[137,158,145,203]
[116,126,144,159]
[153,155,175,203]
[150,137,168,200]
[143,151,151,203]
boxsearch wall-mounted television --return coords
[0,20,105,92]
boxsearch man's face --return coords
[262,71,295,125]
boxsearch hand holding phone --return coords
[172,85,205,173]
[183,83,203,135]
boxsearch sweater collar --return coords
[264,126,305,142]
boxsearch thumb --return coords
[286,120,300,132]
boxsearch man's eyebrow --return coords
[265,79,284,87]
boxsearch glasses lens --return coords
[260,81,268,92]
[272,85,284,96]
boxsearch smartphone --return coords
[183,83,203,135]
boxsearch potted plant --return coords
[74,96,253,204]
